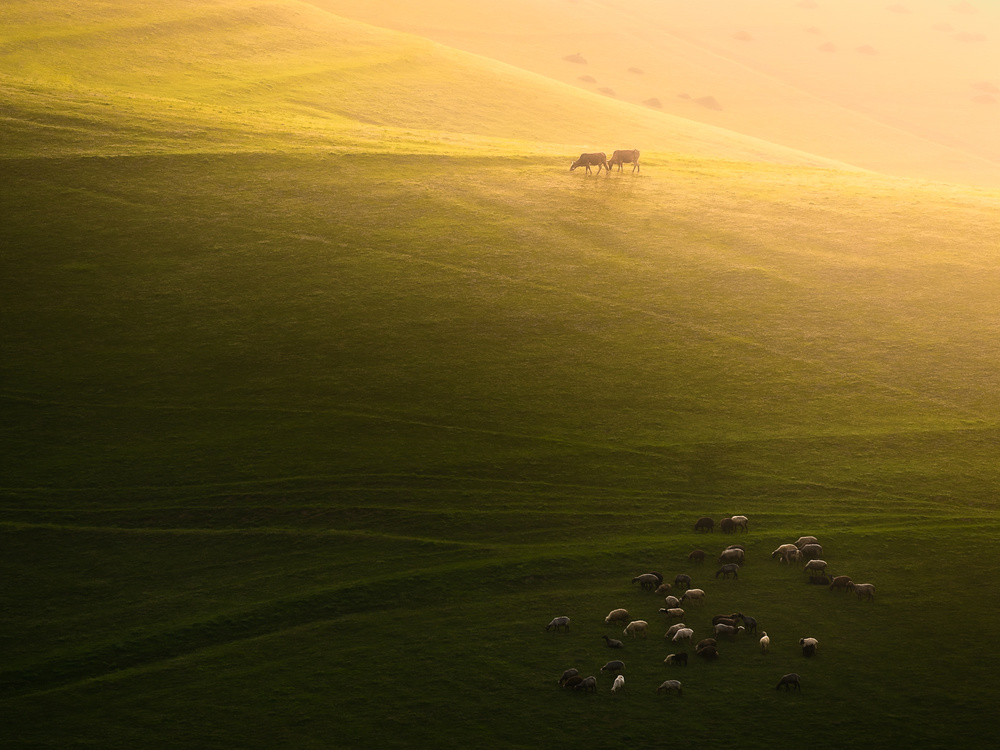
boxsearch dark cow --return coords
[570,152,609,174]
[608,148,640,173]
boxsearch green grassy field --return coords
[3,2,1000,748]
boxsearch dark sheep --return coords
[632,573,660,590]
[737,613,758,635]
[695,517,715,532]
[715,563,740,579]
[776,673,801,691]
[663,652,688,666]
[800,543,824,560]
[688,549,706,563]
[602,635,624,649]
[829,575,853,592]
[546,616,571,631]
[695,638,717,652]
[697,645,720,659]
[674,574,692,589]
[719,517,736,534]
[562,675,584,689]
[558,668,579,685]
[575,675,597,693]
[600,660,625,674]
[807,575,831,585]
[711,614,739,626]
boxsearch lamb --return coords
[624,620,649,638]
[671,627,694,643]
[688,549,706,563]
[731,515,749,532]
[600,660,625,674]
[794,536,819,548]
[546,616,570,632]
[803,559,828,575]
[602,635,624,649]
[829,575,853,592]
[658,607,684,620]
[664,652,688,666]
[604,608,630,624]
[611,674,625,694]
[853,582,876,601]
[680,588,705,602]
[664,622,687,638]
[576,675,597,693]
[776,673,801,691]
[663,595,681,608]
[558,668,579,685]
[695,638,717,652]
[632,573,660,590]
[674,574,692,589]
[656,679,683,695]
[715,563,740,579]
[759,631,770,653]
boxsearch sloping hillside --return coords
[1,0,851,169]
[313,0,1000,186]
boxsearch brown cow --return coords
[570,152,609,174]
[608,148,640,173]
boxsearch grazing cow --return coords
[608,148,640,173]
[570,152,609,174]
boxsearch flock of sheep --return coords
[546,516,877,696]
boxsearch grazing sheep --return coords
[576,675,597,693]
[664,652,689,666]
[829,575,853,592]
[725,544,746,552]
[600,660,625,674]
[731,515,749,532]
[853,582,876,601]
[759,631,770,653]
[714,623,744,638]
[680,588,705,603]
[695,517,714,532]
[715,563,740,579]
[720,517,736,534]
[664,595,681,608]
[602,635,624,649]
[659,607,685,620]
[546,616,570,632]
[674,574,692,589]
[782,548,803,564]
[776,673,801,691]
[655,583,673,594]
[803,559,828,576]
[718,548,744,565]
[664,622,687,639]
[672,627,695,643]
[800,543,824,560]
[738,614,758,635]
[612,674,625,693]
[772,543,798,560]
[794,536,819,548]
[656,679,683,695]
[563,675,584,689]
[695,638,717,652]
[711,614,740,626]
[558,668,579,685]
[632,573,660,590]
[688,549,706,563]
[624,620,649,638]
[697,645,719,660]
[799,637,819,657]
[604,608,630,625]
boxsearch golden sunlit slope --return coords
[312,0,1000,187]
[0,0,851,168]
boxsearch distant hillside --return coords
[1,0,849,169]
[312,0,1000,187]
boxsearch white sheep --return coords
[772,543,798,560]
[612,674,625,693]
[659,607,684,620]
[546,616,570,632]
[714,622,744,638]
[731,515,749,531]
[853,582,876,601]
[656,679,682,695]
[794,536,819,548]
[664,622,686,639]
[680,588,705,603]
[760,631,770,653]
[799,637,819,656]
[672,627,694,643]
[782,548,803,563]
[664,595,681,608]
[624,620,649,638]
[803,559,828,575]
[655,583,673,594]
[604,608,630,625]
